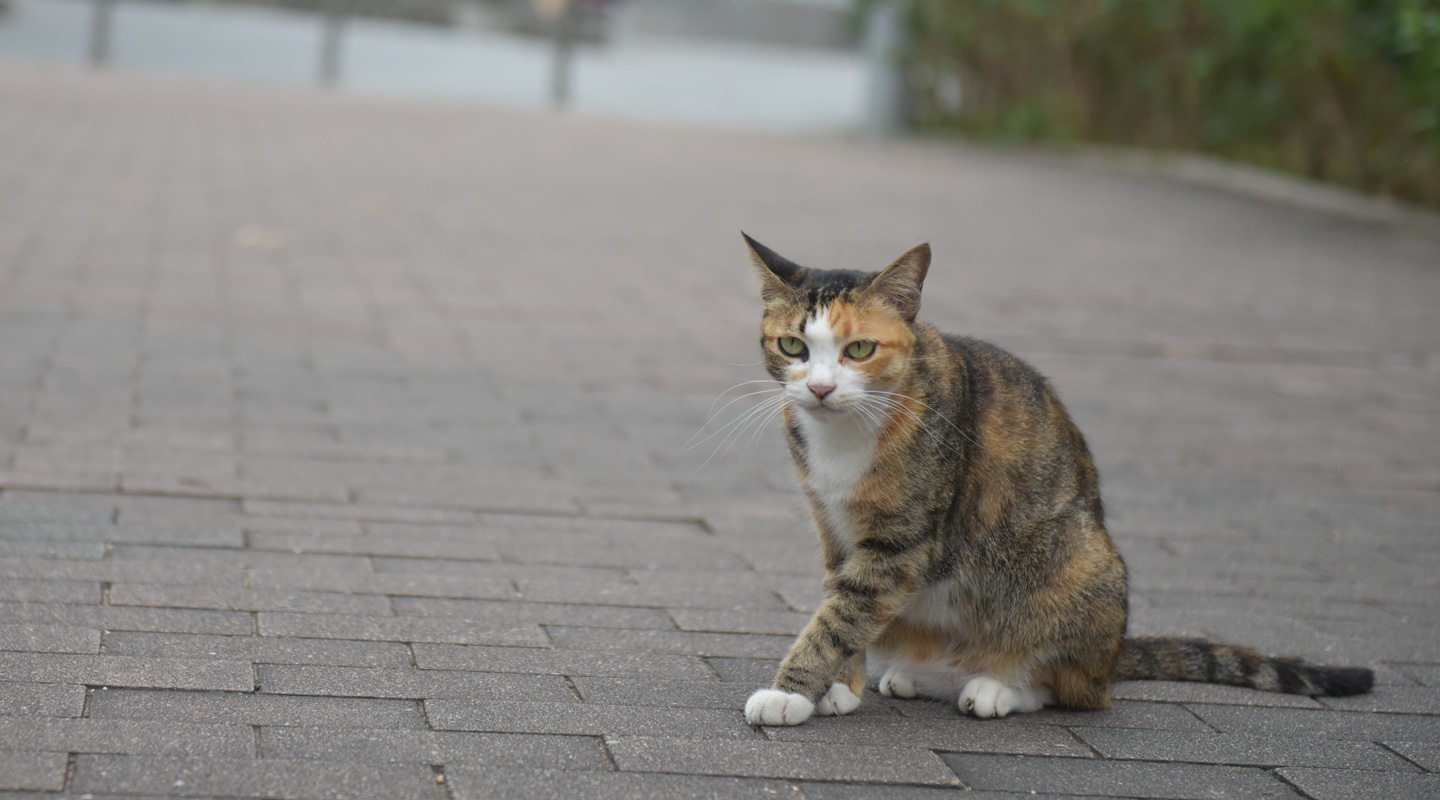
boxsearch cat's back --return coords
[930,331,1103,526]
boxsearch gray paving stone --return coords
[71,754,438,799]
[0,624,101,654]
[445,768,802,800]
[1112,680,1325,708]
[941,753,1303,798]
[0,490,117,523]
[943,700,1215,731]
[414,644,717,680]
[546,626,794,659]
[0,717,256,758]
[247,529,502,560]
[0,540,107,559]
[669,609,812,635]
[113,495,243,524]
[708,657,782,685]
[0,751,65,792]
[607,736,961,784]
[0,557,241,587]
[102,632,413,667]
[0,683,85,717]
[570,678,748,709]
[1391,663,1440,688]
[513,579,791,611]
[0,521,243,547]
[110,584,394,615]
[257,665,575,702]
[246,569,516,601]
[0,652,253,691]
[374,556,629,585]
[391,597,675,630]
[501,542,749,571]
[355,482,579,516]
[426,699,759,740]
[1187,704,1440,741]
[1071,726,1417,769]
[1384,740,1440,771]
[242,500,475,524]
[1275,768,1440,800]
[241,516,365,537]
[767,714,1090,758]
[107,544,372,573]
[0,470,118,494]
[89,689,425,729]
[471,514,709,538]
[798,786,1084,800]
[0,579,100,604]
[260,727,608,768]
[258,612,549,646]
[1316,685,1440,714]
[0,603,252,636]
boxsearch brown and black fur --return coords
[742,234,1372,725]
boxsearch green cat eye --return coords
[845,340,877,360]
[778,337,807,357]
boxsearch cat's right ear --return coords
[742,232,801,305]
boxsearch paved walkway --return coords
[0,63,1438,799]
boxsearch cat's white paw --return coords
[745,689,815,726]
[957,676,1049,719]
[877,666,917,698]
[814,682,862,716]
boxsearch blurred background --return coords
[0,0,1436,203]
[0,0,887,132]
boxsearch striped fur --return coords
[739,234,1374,727]
[1117,636,1373,696]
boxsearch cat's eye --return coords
[777,337,807,357]
[845,340,877,360]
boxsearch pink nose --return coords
[808,383,835,400]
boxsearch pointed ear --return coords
[742,232,802,305]
[866,243,930,322]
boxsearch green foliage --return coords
[897,0,1440,206]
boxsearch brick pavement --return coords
[0,62,1437,799]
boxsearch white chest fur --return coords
[798,412,879,552]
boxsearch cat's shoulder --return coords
[935,332,1053,389]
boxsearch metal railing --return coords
[84,0,596,107]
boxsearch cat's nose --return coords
[808,383,836,400]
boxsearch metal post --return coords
[88,0,115,68]
[549,0,577,109]
[862,0,908,134]
[319,0,346,87]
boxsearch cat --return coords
[738,233,1374,727]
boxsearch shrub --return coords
[892,0,1440,207]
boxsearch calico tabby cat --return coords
[740,233,1373,727]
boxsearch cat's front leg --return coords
[746,559,916,726]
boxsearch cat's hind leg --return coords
[877,664,917,698]
[958,676,1054,719]
[815,652,866,716]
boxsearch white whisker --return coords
[684,392,785,456]
[694,394,788,472]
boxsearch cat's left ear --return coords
[866,243,931,322]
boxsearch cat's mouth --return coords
[802,400,846,421]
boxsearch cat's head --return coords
[744,233,930,423]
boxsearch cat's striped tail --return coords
[1114,636,1373,697]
